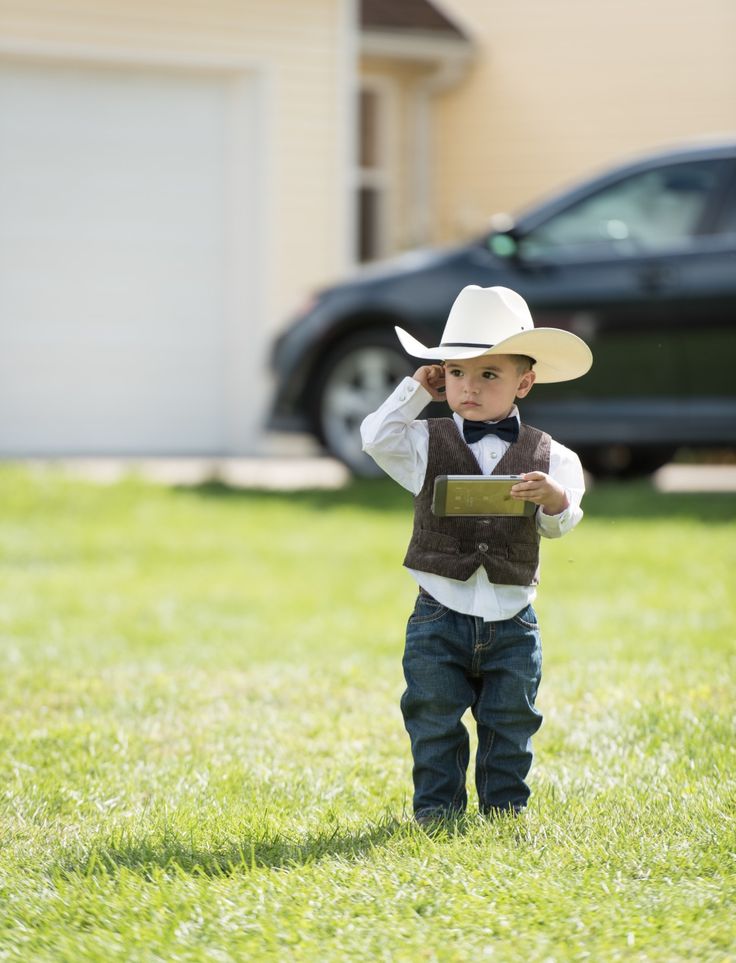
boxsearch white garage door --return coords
[0,59,252,455]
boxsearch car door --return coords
[499,157,736,448]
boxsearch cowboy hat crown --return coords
[395,285,592,383]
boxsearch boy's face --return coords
[443,354,536,422]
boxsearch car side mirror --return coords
[487,230,519,259]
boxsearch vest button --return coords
[478,542,489,552]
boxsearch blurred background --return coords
[0,0,734,475]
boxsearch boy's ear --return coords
[515,369,536,399]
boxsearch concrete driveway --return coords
[14,432,736,493]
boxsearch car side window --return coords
[519,160,726,259]
[713,178,736,236]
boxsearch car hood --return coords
[335,245,465,288]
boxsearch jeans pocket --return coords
[511,604,538,629]
[409,594,449,625]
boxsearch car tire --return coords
[312,330,415,477]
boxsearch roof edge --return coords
[361,27,474,64]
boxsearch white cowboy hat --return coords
[395,285,593,383]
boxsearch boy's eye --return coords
[448,368,463,377]
[483,371,497,379]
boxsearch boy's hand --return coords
[511,472,569,516]
[413,364,446,401]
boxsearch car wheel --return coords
[314,331,415,476]
[580,444,677,479]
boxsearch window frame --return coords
[355,76,395,263]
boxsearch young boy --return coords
[360,285,593,824]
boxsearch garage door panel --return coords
[0,344,224,452]
[0,59,242,455]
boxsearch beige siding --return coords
[433,0,736,241]
[0,0,350,328]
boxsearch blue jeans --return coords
[401,591,543,818]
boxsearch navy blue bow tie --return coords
[462,416,519,445]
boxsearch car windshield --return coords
[520,159,726,258]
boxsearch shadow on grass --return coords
[175,477,736,523]
[58,817,409,880]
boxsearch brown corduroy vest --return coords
[403,418,552,586]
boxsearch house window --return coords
[356,85,389,262]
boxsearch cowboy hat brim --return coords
[395,325,593,383]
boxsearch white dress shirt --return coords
[360,376,585,621]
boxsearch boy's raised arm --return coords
[360,376,433,495]
[412,364,446,401]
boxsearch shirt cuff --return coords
[391,377,433,419]
[536,500,579,538]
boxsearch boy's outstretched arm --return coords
[510,471,569,516]
[510,445,586,538]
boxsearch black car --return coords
[269,140,736,477]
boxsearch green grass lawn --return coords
[0,466,734,962]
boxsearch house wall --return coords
[0,0,352,338]
[433,0,736,241]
